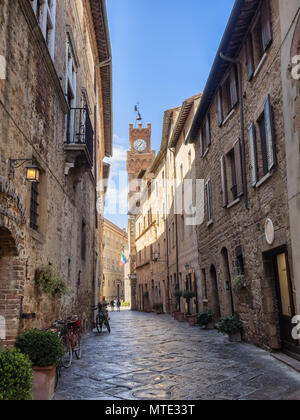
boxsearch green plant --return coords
[0,348,33,401]
[121,301,130,307]
[232,274,246,290]
[216,312,243,335]
[143,291,149,299]
[37,265,67,297]
[174,288,182,310]
[197,310,213,327]
[182,290,196,315]
[15,329,63,368]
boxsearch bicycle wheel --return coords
[105,320,111,334]
[55,365,61,391]
[74,330,82,360]
[61,335,73,368]
[96,315,103,333]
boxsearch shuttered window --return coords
[30,182,39,231]
[199,113,211,157]
[248,123,258,187]
[248,95,276,186]
[246,35,255,81]
[221,155,228,208]
[261,0,272,51]
[221,140,244,207]
[221,66,238,117]
[205,180,213,222]
[217,89,223,126]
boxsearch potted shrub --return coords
[16,329,63,400]
[182,290,196,324]
[197,310,214,329]
[216,312,243,342]
[173,288,183,320]
[153,303,163,315]
[0,348,33,400]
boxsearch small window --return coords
[205,180,213,223]
[221,67,238,117]
[221,139,244,207]
[199,114,211,156]
[30,182,39,231]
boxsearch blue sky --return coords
[104,0,235,229]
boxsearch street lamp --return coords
[9,159,40,183]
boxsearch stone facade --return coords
[0,0,112,346]
[102,218,128,302]
[187,0,300,355]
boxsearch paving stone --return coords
[54,311,300,400]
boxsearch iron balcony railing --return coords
[65,108,94,164]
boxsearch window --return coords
[31,0,56,58]
[248,0,272,77]
[248,95,276,186]
[30,182,39,231]
[66,35,77,143]
[199,114,211,156]
[202,269,208,301]
[236,246,245,276]
[188,151,192,170]
[221,138,243,207]
[219,67,238,121]
[205,180,213,223]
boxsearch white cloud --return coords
[104,134,128,178]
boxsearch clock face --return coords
[134,139,147,152]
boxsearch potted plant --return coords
[16,329,63,400]
[182,290,196,324]
[0,348,33,400]
[153,303,163,315]
[216,312,243,342]
[232,274,246,291]
[197,310,214,329]
[173,288,183,320]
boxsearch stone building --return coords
[132,94,203,316]
[102,218,128,303]
[0,0,112,346]
[187,0,300,357]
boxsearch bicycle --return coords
[48,316,82,390]
[92,304,111,334]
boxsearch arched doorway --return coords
[221,248,235,315]
[209,265,221,320]
[0,226,25,346]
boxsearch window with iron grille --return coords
[30,182,39,231]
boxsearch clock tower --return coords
[127,122,155,310]
[127,122,156,193]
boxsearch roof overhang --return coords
[188,0,261,143]
[90,0,113,158]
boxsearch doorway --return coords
[273,252,299,356]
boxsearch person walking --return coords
[117,299,121,312]
[110,299,115,312]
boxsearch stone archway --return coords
[0,224,26,346]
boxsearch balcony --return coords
[64,108,94,171]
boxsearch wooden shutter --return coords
[246,35,254,81]
[248,123,258,187]
[206,115,211,147]
[217,89,223,126]
[206,180,213,221]
[261,0,272,51]
[221,155,228,207]
[230,67,238,108]
[264,94,276,171]
[199,129,204,157]
[234,138,244,197]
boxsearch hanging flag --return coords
[120,252,128,266]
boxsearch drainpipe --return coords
[164,153,170,313]
[220,53,249,211]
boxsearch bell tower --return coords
[127,122,155,192]
[126,113,155,310]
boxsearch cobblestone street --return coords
[54,311,300,400]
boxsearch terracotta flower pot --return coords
[177,312,185,322]
[33,365,56,400]
[186,314,197,326]
[228,331,242,343]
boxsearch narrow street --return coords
[54,311,300,401]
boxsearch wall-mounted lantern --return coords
[9,159,40,183]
